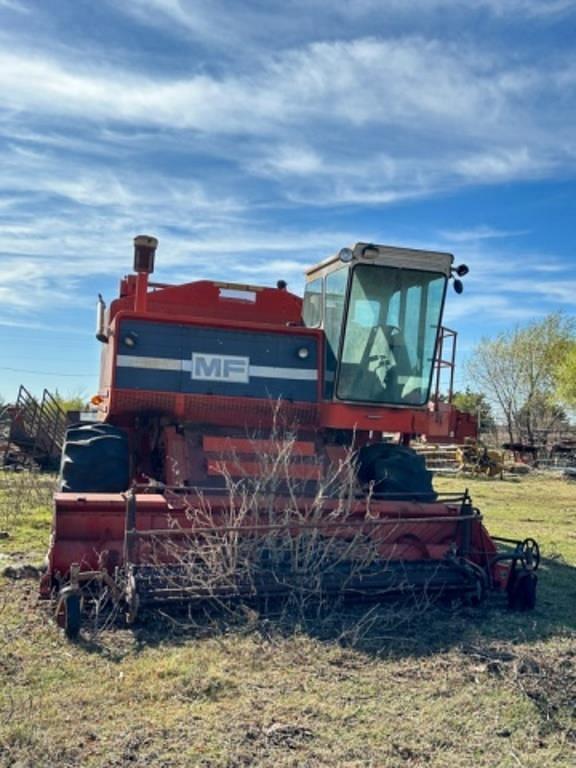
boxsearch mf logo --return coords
[191,353,250,384]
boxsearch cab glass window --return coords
[324,268,349,397]
[337,265,445,405]
[302,277,323,327]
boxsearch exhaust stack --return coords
[133,235,158,312]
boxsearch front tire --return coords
[357,443,436,502]
[58,423,129,493]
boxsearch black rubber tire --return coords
[60,589,82,640]
[357,443,436,502]
[59,424,129,493]
[508,570,537,611]
[65,423,128,443]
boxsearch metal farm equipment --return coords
[41,237,539,637]
[1,386,66,470]
[456,439,505,478]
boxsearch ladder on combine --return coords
[2,386,67,470]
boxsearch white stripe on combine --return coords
[117,355,183,371]
[117,355,317,381]
[249,365,316,381]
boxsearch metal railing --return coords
[2,385,66,469]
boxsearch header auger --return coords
[42,237,539,638]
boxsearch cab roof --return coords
[306,242,454,281]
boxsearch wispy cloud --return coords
[0,0,30,13]
[115,0,576,49]
[453,148,552,181]
[439,226,529,242]
[420,236,576,324]
[479,0,576,17]
[0,36,573,155]
[505,278,576,305]
[0,28,573,233]
[445,293,546,324]
[0,317,91,334]
[322,0,576,17]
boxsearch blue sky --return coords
[0,0,575,403]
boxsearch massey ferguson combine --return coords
[42,236,539,637]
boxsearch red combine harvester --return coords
[42,237,539,637]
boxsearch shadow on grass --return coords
[74,554,576,662]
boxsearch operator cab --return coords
[303,243,453,407]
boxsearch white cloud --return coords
[453,148,550,181]
[0,0,29,13]
[439,226,529,242]
[0,139,245,218]
[0,175,352,310]
[0,37,569,141]
[445,293,544,323]
[0,32,573,217]
[437,243,576,326]
[479,0,576,17]
[330,0,576,16]
[253,145,324,177]
[118,0,220,39]
[505,278,576,305]
[116,0,576,48]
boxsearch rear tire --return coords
[357,443,436,502]
[59,424,129,493]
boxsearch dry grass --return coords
[0,471,54,527]
[0,471,54,571]
[1,472,575,767]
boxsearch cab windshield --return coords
[337,264,446,405]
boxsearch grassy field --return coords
[1,472,575,767]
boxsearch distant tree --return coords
[53,389,88,412]
[515,392,570,445]
[452,389,496,435]
[556,342,576,406]
[467,314,575,445]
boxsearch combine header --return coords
[42,237,539,637]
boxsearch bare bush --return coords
[126,432,439,646]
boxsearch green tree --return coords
[515,392,570,444]
[452,389,496,435]
[556,342,576,406]
[53,389,88,412]
[467,314,575,445]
